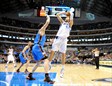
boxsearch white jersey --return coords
[94,51,100,57]
[7,48,15,61]
[8,48,13,55]
[56,22,71,38]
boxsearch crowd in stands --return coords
[1,17,112,30]
[0,15,112,64]
[0,44,112,64]
[69,21,112,30]
[100,54,112,61]
[43,47,112,64]
[0,17,39,29]
[0,17,112,45]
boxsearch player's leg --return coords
[26,61,40,80]
[16,63,24,72]
[60,53,66,78]
[48,50,55,62]
[48,50,55,70]
[24,60,30,74]
[27,44,48,80]
[48,38,60,70]
[16,53,27,72]
[26,45,40,80]
[25,56,33,73]
[44,58,55,84]
[12,56,16,68]
[5,60,10,68]
[13,60,16,68]
[5,55,10,68]
[59,39,67,78]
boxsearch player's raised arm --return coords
[69,7,74,28]
[38,15,50,34]
[56,12,66,24]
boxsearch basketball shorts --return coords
[7,55,15,61]
[32,44,45,61]
[19,53,27,64]
[52,36,67,53]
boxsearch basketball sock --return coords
[14,63,16,67]
[62,65,65,70]
[49,62,52,70]
[60,65,65,78]
[7,61,9,65]
[5,61,9,68]
[49,62,51,65]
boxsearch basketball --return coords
[66,12,71,17]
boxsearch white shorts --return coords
[52,37,67,53]
[7,55,15,61]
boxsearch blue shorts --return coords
[32,44,44,61]
[19,53,27,64]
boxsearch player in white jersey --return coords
[5,46,16,68]
[48,11,74,78]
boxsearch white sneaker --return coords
[60,68,64,78]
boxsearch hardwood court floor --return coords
[0,63,112,86]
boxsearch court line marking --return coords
[0,81,9,86]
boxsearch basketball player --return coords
[16,41,33,73]
[92,48,100,69]
[5,46,16,68]
[26,15,55,84]
[48,11,74,78]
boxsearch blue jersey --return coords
[34,34,46,47]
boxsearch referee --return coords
[92,48,100,69]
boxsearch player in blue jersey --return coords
[16,41,33,73]
[26,15,55,84]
